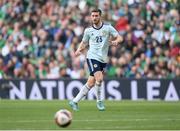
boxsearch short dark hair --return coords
[91,8,102,16]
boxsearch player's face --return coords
[91,12,101,25]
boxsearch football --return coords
[54,109,72,127]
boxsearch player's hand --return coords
[74,49,81,57]
[109,40,119,46]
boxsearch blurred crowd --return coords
[0,0,180,79]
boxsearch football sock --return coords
[73,84,90,103]
[95,81,102,102]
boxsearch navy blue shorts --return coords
[86,59,107,76]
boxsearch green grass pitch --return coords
[0,100,180,130]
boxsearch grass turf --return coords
[0,100,180,130]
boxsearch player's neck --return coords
[93,21,103,29]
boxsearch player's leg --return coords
[94,71,105,111]
[69,76,95,111]
[86,59,106,111]
[72,76,95,103]
[94,71,103,101]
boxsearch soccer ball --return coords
[54,109,72,127]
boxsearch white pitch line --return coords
[0,118,180,123]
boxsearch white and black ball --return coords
[54,109,72,127]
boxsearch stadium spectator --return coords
[0,0,179,79]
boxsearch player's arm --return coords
[74,41,87,56]
[75,28,89,56]
[110,35,123,46]
[109,25,123,46]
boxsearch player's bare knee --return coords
[86,76,95,88]
[86,81,95,88]
[94,72,103,83]
[95,79,102,86]
[95,76,103,84]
